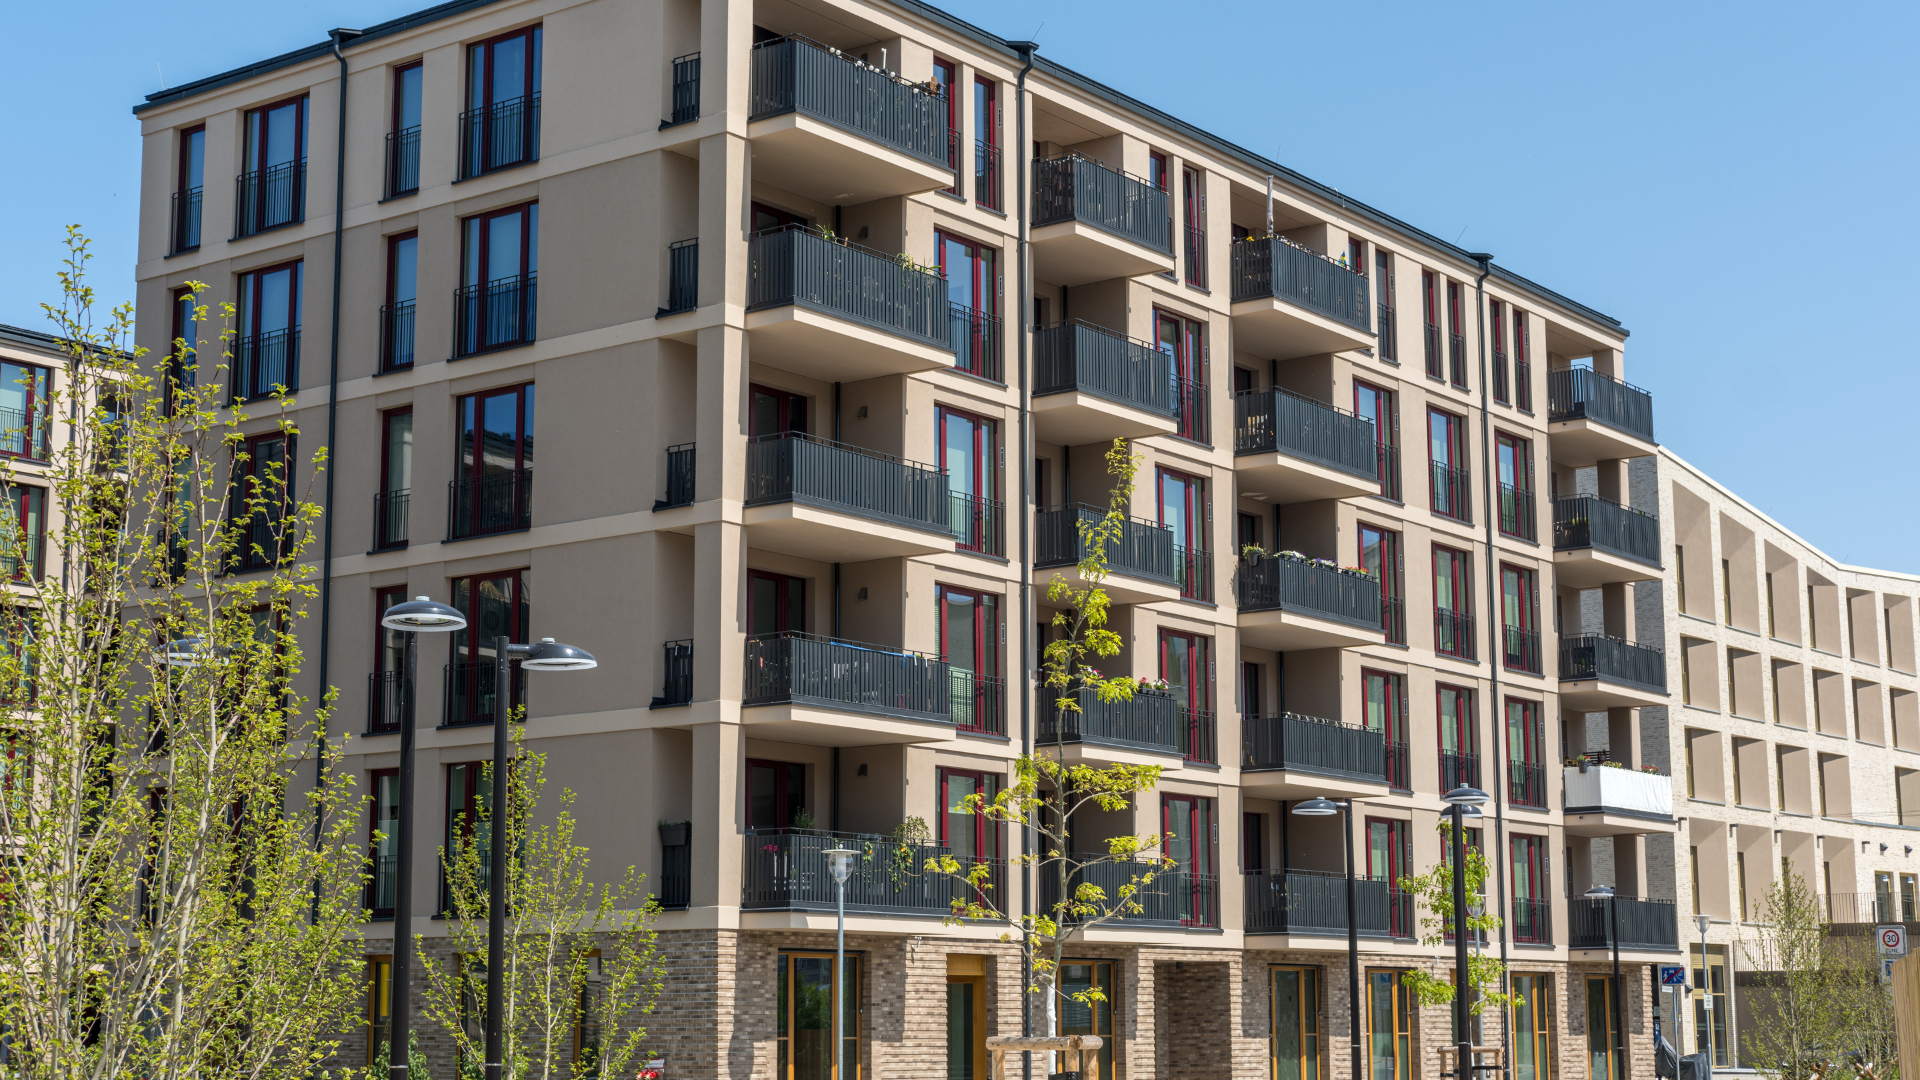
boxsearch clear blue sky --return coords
[3,0,1914,572]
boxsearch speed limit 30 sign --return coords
[1876,924,1907,956]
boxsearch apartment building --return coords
[129,1,1672,1078]
[0,328,68,605]
[1644,448,1920,1070]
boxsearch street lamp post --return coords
[1693,913,1711,1069]
[1443,784,1489,1079]
[1586,884,1626,1080]
[1291,797,1362,1080]
[377,597,469,1080]
[824,845,859,1080]
[481,634,598,1080]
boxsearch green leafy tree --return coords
[420,728,666,1080]
[0,228,369,1080]
[1397,819,1514,1018]
[1741,872,1897,1079]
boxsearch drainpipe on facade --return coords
[1010,38,1037,1078]
[1470,251,1515,1080]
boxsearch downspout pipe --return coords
[318,25,361,810]
[1010,38,1037,1079]
[1470,252,1514,1080]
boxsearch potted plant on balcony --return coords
[658,820,691,847]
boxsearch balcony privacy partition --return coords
[748,35,950,167]
[231,329,299,404]
[1033,321,1173,416]
[743,631,951,724]
[367,671,403,734]
[1554,495,1660,566]
[1559,634,1666,694]
[443,659,525,727]
[1244,871,1406,937]
[1234,553,1382,631]
[662,51,701,127]
[658,239,698,317]
[1037,687,1183,757]
[1548,367,1655,442]
[1032,155,1173,253]
[372,489,408,550]
[447,469,532,540]
[459,94,541,179]
[744,431,951,534]
[1041,860,1216,928]
[454,273,538,357]
[654,443,695,510]
[1568,896,1679,951]
[1243,713,1387,782]
[1563,764,1674,820]
[746,225,952,350]
[170,188,202,254]
[743,829,992,916]
[1034,504,1175,585]
[1228,236,1371,333]
[949,304,1002,382]
[233,160,304,238]
[1232,388,1379,481]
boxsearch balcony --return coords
[949,669,1006,737]
[1568,896,1679,953]
[661,51,700,128]
[1558,634,1667,710]
[950,493,1004,558]
[1430,462,1471,522]
[1228,236,1373,359]
[745,225,955,381]
[1042,860,1216,929]
[231,329,299,404]
[385,126,420,198]
[1509,760,1547,809]
[453,273,537,357]
[746,36,954,203]
[743,432,955,562]
[1244,871,1410,939]
[1235,553,1382,651]
[1563,764,1677,837]
[1503,626,1542,675]
[1030,155,1173,285]
[1552,495,1662,589]
[1498,483,1536,541]
[1547,368,1656,465]
[742,829,992,919]
[652,443,695,511]
[169,187,202,254]
[442,659,525,728]
[372,489,408,551]
[1037,686,1185,765]
[1440,750,1481,792]
[458,93,540,179]
[742,631,956,744]
[1240,713,1388,800]
[367,671,403,735]
[1822,893,1916,925]
[650,639,692,709]
[657,239,698,318]
[447,470,531,541]
[1512,898,1552,945]
[380,300,415,371]
[1030,321,1177,444]
[1434,608,1475,660]
[232,160,304,239]
[1033,504,1178,605]
[1232,388,1380,503]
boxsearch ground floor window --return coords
[365,954,392,1065]
[1058,960,1115,1080]
[777,951,861,1080]
[1692,944,1730,1067]
[946,955,987,1080]
[1367,969,1411,1080]
[1586,975,1621,1080]
[1511,973,1553,1080]
[1270,965,1319,1079]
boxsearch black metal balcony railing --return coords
[1515,359,1533,412]
[976,142,1002,212]
[1554,495,1660,567]
[233,159,305,239]
[1172,377,1209,445]
[1821,893,1910,925]
[1175,546,1213,603]
[1512,897,1553,944]
[1034,503,1175,585]
[1498,483,1535,540]
[1381,596,1406,646]
[1233,387,1379,481]
[459,93,541,179]
[367,670,404,735]
[1032,154,1173,253]
[748,35,949,167]
[1423,322,1442,379]
[1042,860,1216,928]
[659,831,691,910]
[950,304,1002,383]
[380,300,416,371]
[1234,553,1383,632]
[372,489,408,551]
[1492,349,1510,404]
[744,631,950,724]
[384,126,420,198]
[1504,626,1543,675]
[1377,304,1396,362]
[744,829,997,917]
[0,407,52,461]
[1243,712,1387,782]
[443,658,525,728]
[662,51,701,127]
[1183,709,1217,765]
[1435,608,1475,659]
[170,187,202,254]
[655,443,695,511]
[1037,687,1183,757]
[659,239,698,317]
[1440,750,1481,792]
[1509,760,1547,808]
[1548,367,1655,443]
[1384,740,1411,791]
[745,431,951,534]
[454,273,537,357]
[652,639,692,708]
[1559,634,1666,694]
[1229,236,1371,333]
[367,852,398,918]
[1448,331,1467,387]
[950,493,1004,557]
[1376,443,1402,501]
[1033,320,1174,416]
[1430,461,1471,521]
[746,225,951,349]
[447,469,532,541]
[1244,870,1406,937]
[949,669,1006,736]
[1568,896,1678,951]
[231,328,300,404]
[1184,224,1207,288]
[942,128,961,195]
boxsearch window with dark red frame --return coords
[1366,817,1412,936]
[387,62,422,197]
[458,201,538,356]
[445,568,530,727]
[233,430,291,573]
[938,767,1002,867]
[1354,380,1399,501]
[747,758,806,829]
[1161,793,1217,927]
[1512,307,1533,412]
[461,25,543,178]
[1445,280,1467,387]
[375,407,412,551]
[1510,833,1551,943]
[938,584,1002,734]
[441,760,496,910]
[172,125,205,253]
[1159,629,1214,763]
[236,96,307,237]
[932,59,958,193]
[1182,167,1206,288]
[938,233,1000,382]
[368,768,399,915]
[1154,310,1208,444]
[1363,669,1409,789]
[1421,270,1442,379]
[234,261,303,403]
[1432,544,1473,659]
[1501,564,1541,675]
[1495,431,1534,540]
[1428,407,1469,522]
[973,78,1000,211]
[1489,298,1510,404]
[1506,698,1545,809]
[383,232,418,371]
[1375,250,1396,362]
[0,485,46,581]
[451,383,533,540]
[1156,466,1211,601]
[370,585,409,733]
[748,569,806,635]
[1437,683,1478,790]
[168,287,199,407]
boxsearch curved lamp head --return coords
[520,637,598,672]
[1694,914,1712,937]
[823,846,858,885]
[381,596,467,633]
[1442,785,1489,808]
[1585,884,1617,901]
[161,636,208,667]
[1459,803,1484,819]
[1467,896,1486,918]
[1291,797,1342,817]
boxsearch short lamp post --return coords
[1291,796,1362,1080]
[824,846,859,1080]
[1693,913,1712,1063]
[1443,784,1489,1078]
[1587,884,1626,1080]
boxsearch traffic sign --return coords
[1877,924,1908,956]
[1659,965,1687,986]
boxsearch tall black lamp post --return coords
[1291,796,1363,1080]
[1443,783,1490,1078]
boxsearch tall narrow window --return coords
[1354,381,1400,501]
[0,359,52,460]
[462,25,543,178]
[1363,669,1409,789]
[387,62,423,197]
[1057,963,1115,1080]
[1765,573,1777,637]
[236,96,307,237]
[938,585,1001,734]
[1182,167,1207,288]
[1495,431,1534,539]
[234,261,303,403]
[374,408,412,551]
[1489,299,1509,404]
[366,955,395,1064]
[383,232,418,371]
[938,767,1002,866]
[940,406,999,555]
[1428,408,1469,521]
[442,760,496,910]
[1159,630,1213,763]
[1366,822,1413,938]
[233,431,290,573]
[1437,684,1478,789]
[1369,971,1414,1079]
[932,58,958,194]
[1155,310,1208,444]
[1270,968,1319,1080]
[1157,466,1210,601]
[371,585,409,733]
[172,125,205,253]
[167,287,199,406]
[458,201,539,356]
[1160,794,1217,927]
[973,78,1000,211]
[1375,251,1396,362]
[1445,280,1467,387]
[367,769,399,916]
[938,233,999,381]
[746,758,806,829]
[452,383,533,539]
[1422,270,1442,379]
[1501,565,1540,674]
[1512,307,1532,410]
[1359,523,1404,645]
[1509,834,1550,943]
[0,485,46,581]
[1507,698,1545,808]
[1433,545,1473,659]
[446,569,530,727]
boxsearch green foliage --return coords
[1741,872,1898,1079]
[369,1031,433,1080]
[1396,819,1515,1014]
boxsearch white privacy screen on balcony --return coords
[1563,766,1672,817]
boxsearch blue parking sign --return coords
[1660,965,1686,986]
